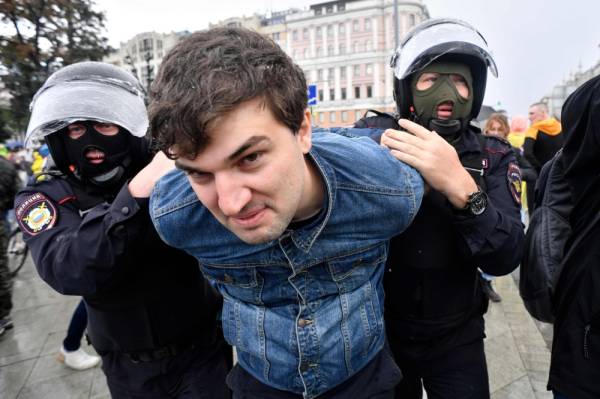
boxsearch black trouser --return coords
[226,345,402,399]
[389,338,489,399]
[101,338,231,399]
[0,219,13,320]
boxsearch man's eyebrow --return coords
[227,135,270,161]
[174,160,204,174]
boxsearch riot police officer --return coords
[355,19,524,399]
[15,62,230,398]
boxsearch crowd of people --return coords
[0,16,597,399]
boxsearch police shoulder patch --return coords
[16,192,58,235]
[507,162,522,205]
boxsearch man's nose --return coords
[215,174,252,216]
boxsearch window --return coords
[303,48,309,59]
[303,28,309,40]
[365,40,372,51]
[329,112,336,123]
[327,45,334,56]
[319,112,325,123]
[339,43,346,55]
[366,85,373,98]
[315,8,322,15]
[318,69,324,80]
[316,27,322,39]
[366,64,373,75]
[354,86,361,98]
[157,40,163,50]
[273,32,280,40]
[353,19,360,32]
[327,25,333,37]
[341,111,348,123]
[364,18,372,31]
[409,14,416,28]
[292,30,299,41]
[338,3,345,11]
[328,68,334,80]
[339,23,345,34]
[353,41,360,53]
[326,5,333,13]
[329,88,335,101]
[355,110,362,120]
[316,46,322,57]
[318,89,324,102]
[341,87,347,100]
[353,64,361,77]
[340,67,346,78]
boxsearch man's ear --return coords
[296,109,312,154]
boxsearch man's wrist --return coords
[447,173,478,209]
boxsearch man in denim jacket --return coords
[144,28,474,399]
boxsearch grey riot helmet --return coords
[26,62,150,188]
[391,18,498,131]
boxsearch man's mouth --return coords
[436,102,454,119]
[85,148,105,165]
[230,207,267,228]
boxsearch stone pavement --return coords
[1,256,553,398]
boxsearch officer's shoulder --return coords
[18,173,72,204]
[481,134,513,154]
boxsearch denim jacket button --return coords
[298,318,313,327]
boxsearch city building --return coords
[105,0,429,126]
[103,31,190,91]
[284,0,429,126]
[541,58,600,120]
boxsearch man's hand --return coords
[381,118,478,209]
[128,151,175,198]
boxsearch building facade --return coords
[105,0,429,126]
[104,31,189,91]
[542,59,600,120]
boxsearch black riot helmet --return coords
[391,18,498,132]
[26,62,150,188]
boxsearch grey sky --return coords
[97,0,600,117]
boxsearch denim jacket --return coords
[150,129,423,398]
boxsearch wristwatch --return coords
[459,187,488,216]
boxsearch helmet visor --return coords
[26,78,148,146]
[392,19,498,80]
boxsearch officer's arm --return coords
[452,148,524,276]
[16,185,152,296]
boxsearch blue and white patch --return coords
[16,193,58,235]
[507,162,522,205]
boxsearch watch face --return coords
[470,191,487,216]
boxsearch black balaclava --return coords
[61,121,132,188]
[410,62,473,141]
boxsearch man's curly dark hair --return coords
[149,27,308,159]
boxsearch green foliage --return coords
[0,0,111,132]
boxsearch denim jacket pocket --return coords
[327,243,387,293]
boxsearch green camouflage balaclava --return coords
[410,62,473,140]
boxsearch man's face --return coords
[175,98,313,244]
[528,105,547,124]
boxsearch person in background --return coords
[57,299,101,370]
[507,115,527,149]
[524,102,562,211]
[0,154,19,336]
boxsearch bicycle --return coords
[7,225,28,278]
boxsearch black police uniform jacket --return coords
[355,115,524,358]
[14,175,222,354]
